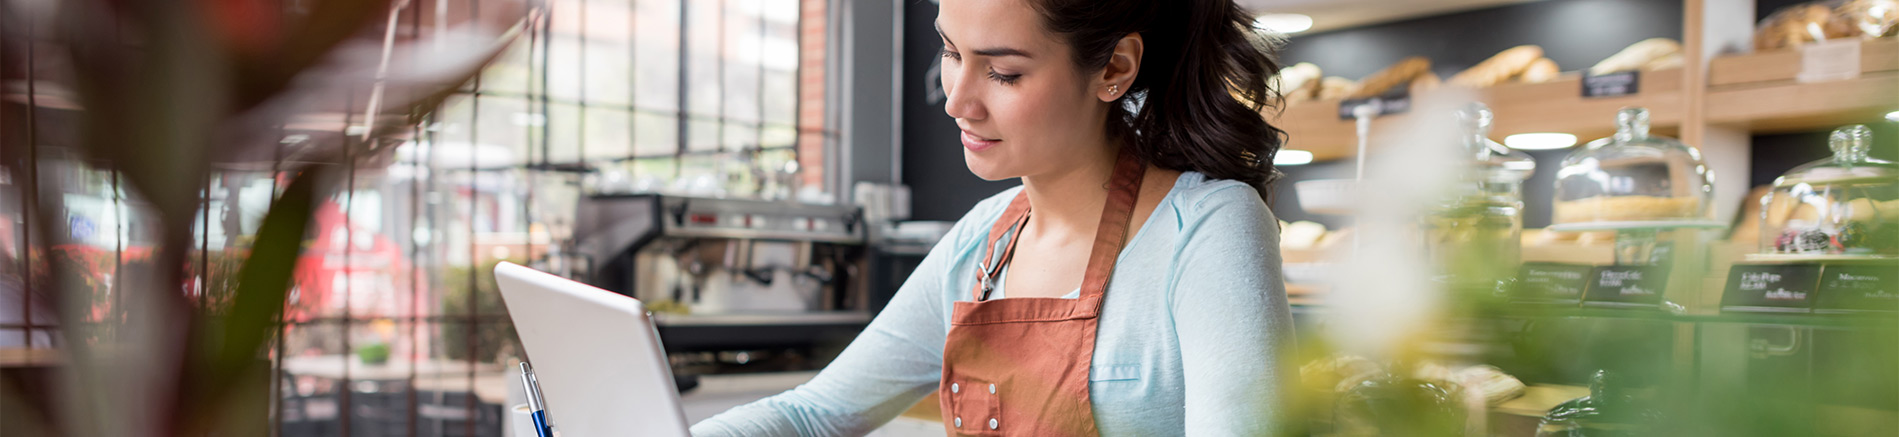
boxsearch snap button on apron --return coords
[936,149,1145,436]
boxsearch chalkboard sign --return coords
[1515,263,1593,303]
[1815,265,1899,314]
[1583,265,1670,307]
[1582,70,1640,98]
[1720,264,1822,313]
[1337,90,1412,120]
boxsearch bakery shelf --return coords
[1271,69,1685,163]
[1707,37,1899,87]
[1705,71,1899,134]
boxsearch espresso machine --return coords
[570,194,870,377]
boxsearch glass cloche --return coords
[1553,107,1715,226]
[1425,102,1535,289]
[1757,125,1899,258]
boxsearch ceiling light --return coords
[1885,110,1898,122]
[1254,14,1314,34]
[1505,133,1578,150]
[1275,149,1314,165]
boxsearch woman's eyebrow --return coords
[935,21,1033,59]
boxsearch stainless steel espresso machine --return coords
[570,194,869,379]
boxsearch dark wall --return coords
[900,0,1017,221]
[1279,0,1684,81]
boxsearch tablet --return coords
[495,261,691,436]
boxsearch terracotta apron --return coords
[938,149,1145,436]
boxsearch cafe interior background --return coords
[1,0,1896,436]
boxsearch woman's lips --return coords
[961,129,1000,151]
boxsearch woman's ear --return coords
[1098,33,1143,102]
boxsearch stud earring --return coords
[1108,84,1119,97]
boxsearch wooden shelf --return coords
[1270,38,1898,163]
[1708,38,1898,86]
[1703,38,1899,134]
[1272,70,1685,163]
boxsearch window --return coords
[0,1,835,436]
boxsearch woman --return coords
[693,0,1292,434]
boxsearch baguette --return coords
[1317,76,1358,100]
[1519,57,1561,83]
[1346,56,1431,99]
[1590,38,1681,75]
[1449,45,1544,87]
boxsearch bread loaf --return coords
[1590,38,1682,75]
[1755,3,1858,51]
[1317,76,1358,100]
[1839,0,1899,37]
[1519,57,1561,83]
[1448,45,1544,87]
[1346,56,1431,99]
[1272,62,1323,105]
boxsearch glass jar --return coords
[1536,370,1664,437]
[1553,108,1714,225]
[1758,125,1899,258]
[1425,102,1535,290]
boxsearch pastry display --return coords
[1758,125,1899,257]
[1754,3,1857,51]
[1317,76,1359,100]
[1839,0,1899,37]
[1347,56,1432,99]
[1552,196,1704,223]
[1273,62,1324,104]
[1588,38,1684,75]
[1448,45,1544,87]
[1519,57,1562,83]
[1456,365,1528,406]
[1552,107,1714,226]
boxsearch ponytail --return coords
[1030,0,1288,193]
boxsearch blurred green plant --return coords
[356,342,390,365]
[0,1,538,436]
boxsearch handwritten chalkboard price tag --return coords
[1815,264,1899,314]
[1582,265,1670,308]
[1720,264,1822,313]
[1515,263,1593,304]
[1582,70,1640,98]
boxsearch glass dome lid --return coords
[1775,125,1899,186]
[1758,125,1899,258]
[1456,102,1535,182]
[1551,107,1716,228]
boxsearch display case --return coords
[1425,103,1536,289]
[1552,107,1714,226]
[1756,125,1899,259]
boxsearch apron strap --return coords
[972,194,1031,301]
[1077,149,1145,310]
[967,148,1146,306]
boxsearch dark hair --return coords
[1029,0,1286,192]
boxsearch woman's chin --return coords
[962,152,1017,181]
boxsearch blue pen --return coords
[520,362,554,437]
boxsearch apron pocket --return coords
[947,376,1004,435]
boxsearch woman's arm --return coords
[1168,184,1295,435]
[691,192,1009,436]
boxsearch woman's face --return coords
[937,0,1110,181]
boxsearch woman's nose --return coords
[942,65,986,121]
